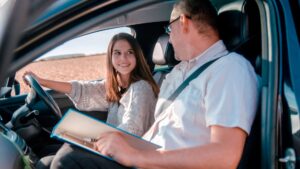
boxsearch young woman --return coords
[24,33,159,136]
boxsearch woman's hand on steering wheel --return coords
[22,71,41,86]
[23,73,62,118]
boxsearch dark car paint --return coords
[279,0,300,111]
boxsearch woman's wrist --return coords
[37,77,45,86]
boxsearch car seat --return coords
[152,34,179,86]
[217,0,262,169]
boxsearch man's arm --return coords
[95,126,247,169]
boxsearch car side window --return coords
[14,27,132,95]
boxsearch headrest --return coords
[218,9,249,51]
[218,1,261,74]
[152,34,179,66]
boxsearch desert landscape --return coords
[15,54,107,94]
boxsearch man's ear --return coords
[180,14,190,33]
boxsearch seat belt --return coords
[157,56,223,114]
[145,56,224,140]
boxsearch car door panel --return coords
[0,88,108,126]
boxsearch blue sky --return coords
[40,27,131,59]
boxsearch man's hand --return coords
[94,131,141,167]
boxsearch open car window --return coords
[14,27,132,94]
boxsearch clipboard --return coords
[51,108,160,160]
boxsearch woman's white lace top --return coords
[67,80,156,136]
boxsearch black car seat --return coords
[217,0,262,169]
[218,0,261,74]
[152,34,179,86]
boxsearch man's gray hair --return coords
[173,0,219,34]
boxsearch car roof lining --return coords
[81,1,173,36]
[79,0,244,37]
[10,1,165,76]
[9,0,245,76]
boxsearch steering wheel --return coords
[24,75,62,118]
[6,75,62,129]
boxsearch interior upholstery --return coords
[152,34,178,66]
[152,34,179,86]
[0,135,24,169]
[218,0,261,74]
[218,1,262,169]
[218,10,250,51]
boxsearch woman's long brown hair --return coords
[106,33,159,102]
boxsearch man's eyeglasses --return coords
[164,15,191,34]
[164,16,180,34]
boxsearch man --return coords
[49,0,259,168]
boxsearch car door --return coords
[0,0,76,123]
[0,1,55,168]
[0,0,55,85]
[257,0,299,168]
[0,0,56,121]
[263,0,300,169]
[279,0,300,168]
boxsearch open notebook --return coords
[51,109,160,161]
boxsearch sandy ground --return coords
[15,54,107,94]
